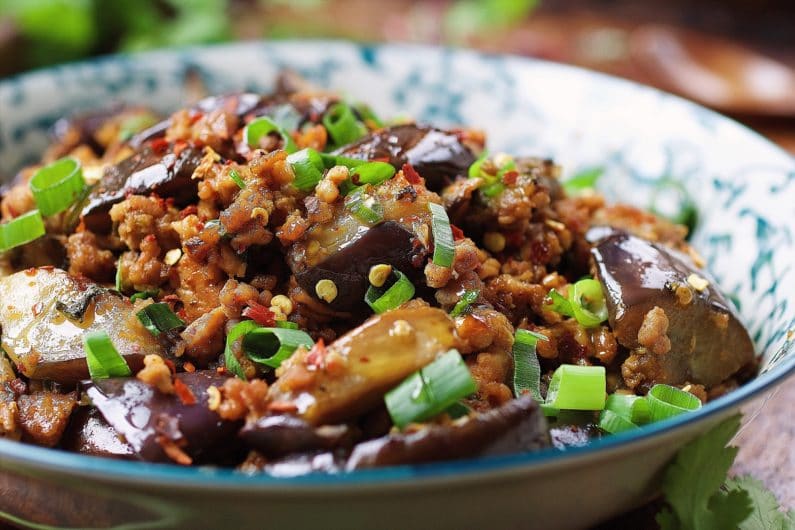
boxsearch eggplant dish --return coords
[0,73,756,472]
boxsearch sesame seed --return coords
[686,273,709,292]
[164,248,182,266]
[368,264,392,287]
[315,279,338,303]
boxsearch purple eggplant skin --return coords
[81,144,203,233]
[335,124,477,191]
[239,415,357,457]
[84,371,242,464]
[51,105,126,155]
[61,407,135,459]
[589,228,756,389]
[345,396,549,470]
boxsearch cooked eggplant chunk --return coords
[268,306,458,426]
[81,144,203,232]
[84,371,240,463]
[0,268,160,383]
[240,415,356,457]
[61,407,135,459]
[589,229,756,389]
[346,396,548,469]
[335,124,476,190]
[16,391,77,447]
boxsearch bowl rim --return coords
[1,39,794,489]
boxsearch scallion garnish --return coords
[603,393,650,425]
[130,290,159,303]
[287,148,326,191]
[429,202,455,268]
[450,289,479,317]
[365,269,416,314]
[546,278,608,327]
[468,150,489,178]
[545,364,606,411]
[481,181,505,197]
[229,169,246,189]
[29,157,86,216]
[385,349,477,429]
[275,321,299,330]
[347,189,384,225]
[136,303,186,337]
[83,331,131,379]
[350,161,396,186]
[547,289,573,316]
[115,260,124,292]
[0,210,46,252]
[245,116,298,153]
[242,327,314,369]
[563,167,603,195]
[512,329,547,402]
[224,320,259,380]
[354,102,383,128]
[323,103,367,147]
[598,409,638,434]
[318,152,366,170]
[646,384,702,422]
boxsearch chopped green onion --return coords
[287,148,325,191]
[429,202,455,268]
[224,320,259,380]
[646,384,702,422]
[245,116,297,153]
[229,169,245,189]
[347,189,384,225]
[83,331,131,379]
[350,161,396,186]
[130,290,159,303]
[365,269,416,314]
[136,303,185,337]
[563,167,604,195]
[445,401,471,419]
[318,153,366,170]
[323,103,367,146]
[115,259,124,292]
[242,327,314,369]
[29,157,86,216]
[604,393,650,425]
[354,102,383,128]
[545,364,606,411]
[450,289,479,317]
[547,289,574,317]
[0,210,45,252]
[512,329,545,402]
[569,278,608,327]
[481,181,505,197]
[468,150,489,178]
[276,321,299,330]
[385,349,477,429]
[598,409,638,434]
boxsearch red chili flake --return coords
[268,401,299,413]
[9,378,26,395]
[179,205,198,219]
[31,302,43,316]
[402,163,423,184]
[173,140,188,157]
[359,356,369,363]
[162,294,180,303]
[24,268,37,276]
[164,359,177,375]
[183,362,196,373]
[144,234,157,243]
[164,197,175,207]
[372,156,390,163]
[304,338,327,370]
[242,302,276,327]
[174,378,197,405]
[150,137,170,154]
[451,224,465,241]
[501,170,519,186]
[189,111,204,125]
[177,309,188,320]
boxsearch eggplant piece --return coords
[16,391,77,447]
[51,105,125,155]
[346,396,549,469]
[252,451,346,477]
[0,268,160,383]
[589,229,756,388]
[61,407,134,459]
[335,124,476,190]
[81,144,203,233]
[268,306,458,426]
[240,415,356,457]
[84,371,241,463]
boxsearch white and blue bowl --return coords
[1,41,794,530]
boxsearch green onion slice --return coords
[468,150,489,178]
[563,167,604,195]
[429,202,455,268]
[646,384,702,422]
[347,189,384,225]
[604,393,650,425]
[323,103,367,147]
[245,116,298,153]
[29,157,86,216]
[569,278,608,327]
[115,259,124,292]
[450,289,479,317]
[385,349,477,429]
[318,153,366,170]
[224,320,259,380]
[598,409,638,434]
[354,102,383,128]
[0,210,46,252]
[351,161,396,186]
[136,303,185,337]
[287,148,325,191]
[512,329,545,402]
[83,331,131,379]
[365,269,416,314]
[481,181,505,197]
[130,290,159,303]
[545,364,606,411]
[242,327,314,369]
[547,289,574,317]
[229,169,246,189]
[275,321,299,330]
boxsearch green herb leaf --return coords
[727,476,795,530]
[563,166,603,195]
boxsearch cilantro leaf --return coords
[656,415,753,530]
[726,476,795,530]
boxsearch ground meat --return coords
[181,308,227,366]
[0,169,36,220]
[467,350,513,408]
[173,252,227,323]
[216,378,270,421]
[0,396,20,440]
[118,236,167,291]
[218,279,261,319]
[136,354,174,394]
[65,231,116,282]
[16,391,77,447]
[219,170,276,252]
[621,352,662,392]
[484,274,554,325]
[637,306,671,355]
[455,307,514,355]
[593,204,688,247]
[109,195,180,251]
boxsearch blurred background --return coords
[1,0,795,153]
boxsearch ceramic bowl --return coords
[0,41,794,530]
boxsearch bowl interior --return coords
[0,40,793,482]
